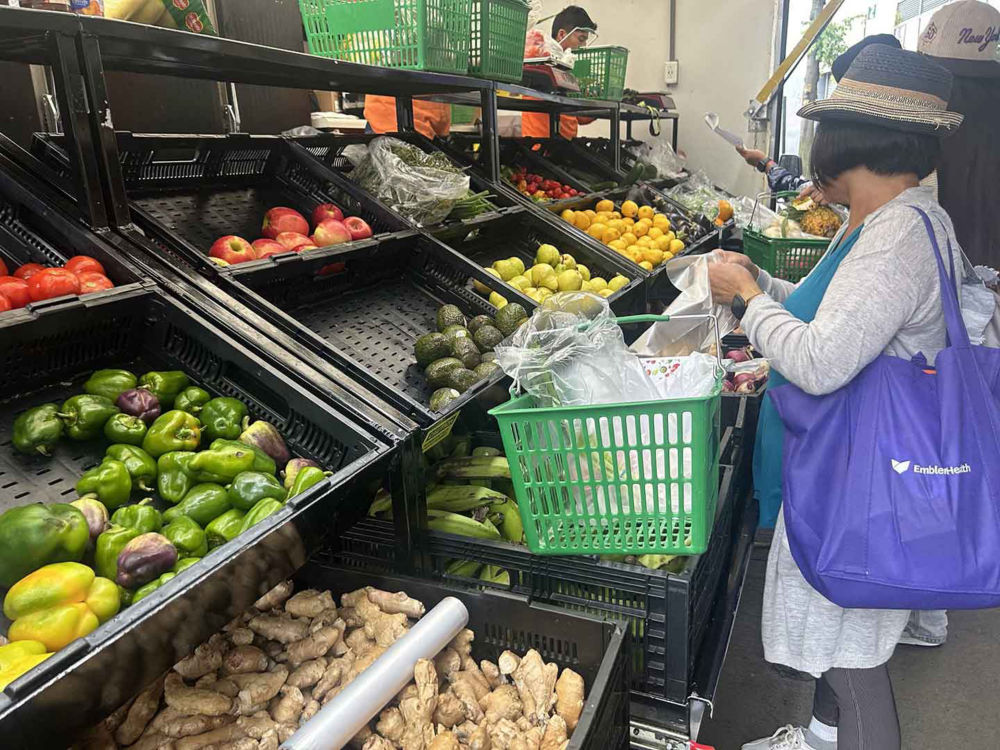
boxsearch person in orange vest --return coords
[363,96,451,139]
[522,6,598,140]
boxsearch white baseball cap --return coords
[918,0,1000,78]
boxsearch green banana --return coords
[368,488,392,516]
[426,509,502,540]
[427,485,509,514]
[472,446,501,458]
[445,559,483,577]
[492,498,524,544]
[434,456,510,481]
[480,565,511,585]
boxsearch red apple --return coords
[343,216,373,241]
[209,235,255,264]
[262,207,309,239]
[311,219,352,248]
[275,231,312,251]
[252,239,287,259]
[312,203,344,226]
[292,243,318,253]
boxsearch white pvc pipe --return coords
[282,596,469,750]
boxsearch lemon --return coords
[573,213,592,231]
[508,256,525,276]
[669,239,685,254]
[530,263,555,286]
[608,275,629,291]
[474,266,501,294]
[537,287,554,300]
[611,211,622,220]
[663,231,676,244]
[492,258,517,281]
[560,254,577,270]
[595,199,614,213]
[535,244,560,266]
[577,264,591,281]
[589,277,608,292]
[602,228,621,243]
[621,200,639,218]
[595,211,613,223]
[580,280,593,293]
[647,227,664,241]
[622,217,635,228]
[653,215,670,230]
[508,275,530,290]
[489,291,508,308]
[587,223,608,239]
[636,236,652,248]
[639,261,654,271]
[655,236,672,252]
[557,269,583,292]
[527,288,543,302]
[560,209,575,222]
[597,288,614,298]
[584,209,597,219]
[637,205,654,220]
[621,232,638,247]
[607,239,626,252]
[633,221,649,238]
[641,248,664,265]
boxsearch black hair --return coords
[810,120,941,188]
[552,6,596,38]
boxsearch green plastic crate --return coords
[742,228,829,283]
[570,45,629,100]
[490,315,722,556]
[299,0,473,74]
[469,0,529,83]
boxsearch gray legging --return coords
[812,665,901,750]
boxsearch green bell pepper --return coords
[12,403,64,456]
[103,414,147,446]
[210,439,276,476]
[0,503,89,587]
[162,515,208,558]
[239,498,283,533]
[76,459,132,510]
[132,571,176,604]
[199,398,248,442]
[288,466,329,499]
[94,525,140,581]
[157,451,195,505]
[189,444,255,484]
[105,444,158,492]
[226,471,287,512]
[57,395,120,441]
[174,386,211,416]
[205,509,245,548]
[110,498,162,534]
[137,371,190,409]
[163,484,230,527]
[173,557,201,574]
[83,369,137,402]
[142,410,202,458]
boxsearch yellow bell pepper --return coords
[0,642,51,691]
[3,562,119,652]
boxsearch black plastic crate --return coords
[294,566,630,750]
[335,428,743,706]
[0,286,395,747]
[215,233,536,433]
[517,137,626,190]
[721,332,763,494]
[431,207,646,316]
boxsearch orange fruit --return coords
[621,200,639,218]
[595,199,614,213]
[637,205,655,220]
[574,213,592,231]
[587,223,608,239]
[621,232,638,247]
[602,228,621,243]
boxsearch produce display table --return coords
[0,8,759,749]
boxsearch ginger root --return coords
[287,620,344,667]
[175,636,226,680]
[481,660,501,689]
[481,685,523,726]
[270,685,305,724]
[434,647,461,679]
[539,716,567,750]
[284,589,336,619]
[229,668,288,715]
[432,692,467,728]
[173,721,246,750]
[363,736,396,750]
[149,708,233,739]
[114,675,164,745]
[254,581,293,611]
[427,731,461,750]
[497,651,520,677]
[222,645,269,676]
[164,673,233,717]
[489,718,520,750]
[554,669,584,731]
[365,587,426,618]
[511,651,556,723]
[287,657,327,689]
[248,614,310,644]
[376,706,406,743]
[399,659,438,750]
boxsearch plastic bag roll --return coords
[282,596,469,750]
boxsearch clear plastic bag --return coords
[640,352,719,399]
[348,136,469,226]
[633,139,686,180]
[523,27,576,66]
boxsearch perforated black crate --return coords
[217,233,536,432]
[334,427,744,706]
[0,285,394,746]
[431,207,646,316]
[516,137,626,190]
[568,136,689,193]
[293,566,631,750]
[721,333,762,495]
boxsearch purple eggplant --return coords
[239,419,290,467]
[283,458,320,490]
[71,494,110,544]
[116,532,178,589]
[116,388,162,424]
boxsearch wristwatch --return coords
[756,159,774,174]
[731,291,762,320]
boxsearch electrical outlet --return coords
[664,61,679,85]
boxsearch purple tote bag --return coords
[770,207,1000,609]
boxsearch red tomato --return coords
[27,268,81,301]
[0,258,6,276]
[64,255,105,276]
[14,263,45,280]
[563,184,572,192]
[0,276,30,308]
[0,294,10,313]
[76,272,114,294]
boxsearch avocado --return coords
[473,325,504,353]
[429,387,461,412]
[450,337,481,370]
[446,368,480,393]
[481,352,499,364]
[472,446,501,457]
[494,303,528,337]
[442,324,471,342]
[425,357,464,388]
[473,361,501,380]
[467,315,495,335]
[436,304,466,332]
[414,332,451,367]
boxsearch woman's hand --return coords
[736,146,767,167]
[709,262,763,306]
[797,182,828,206]
[713,249,760,278]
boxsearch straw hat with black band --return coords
[797,44,964,136]
[919,0,1000,79]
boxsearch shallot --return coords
[725,348,751,363]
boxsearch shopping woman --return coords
[708,45,964,750]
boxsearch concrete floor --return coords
[698,543,1000,749]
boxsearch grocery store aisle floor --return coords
[699,542,1000,749]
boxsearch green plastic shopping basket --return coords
[742,191,832,283]
[570,45,629,100]
[469,0,530,83]
[489,314,723,556]
[299,0,473,74]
